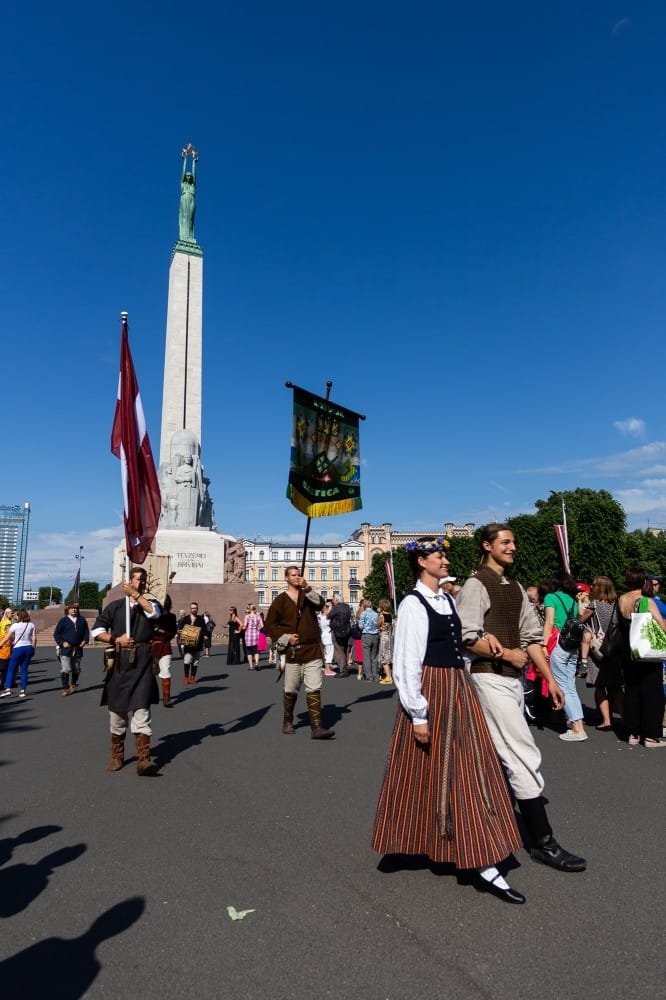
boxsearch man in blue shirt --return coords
[359,599,380,682]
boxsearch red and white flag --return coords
[554,524,570,574]
[384,558,395,601]
[111,314,161,565]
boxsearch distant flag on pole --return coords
[554,524,570,574]
[286,384,364,517]
[111,314,161,565]
[72,568,81,602]
[384,559,395,601]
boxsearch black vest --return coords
[411,590,465,668]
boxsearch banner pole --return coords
[298,380,334,576]
[125,555,131,636]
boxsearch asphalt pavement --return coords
[0,646,663,999]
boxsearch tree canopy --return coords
[361,488,648,603]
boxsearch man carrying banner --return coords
[264,566,335,739]
[92,567,162,775]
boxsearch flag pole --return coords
[121,312,131,637]
[388,543,397,616]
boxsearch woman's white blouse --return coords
[392,581,456,726]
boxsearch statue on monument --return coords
[179,143,198,243]
[158,428,205,529]
[224,539,246,583]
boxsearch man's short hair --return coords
[284,564,300,578]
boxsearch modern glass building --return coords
[0,503,31,605]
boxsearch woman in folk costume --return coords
[372,537,526,904]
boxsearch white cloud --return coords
[611,17,631,36]
[25,526,122,592]
[613,417,645,438]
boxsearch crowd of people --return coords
[1,521,664,905]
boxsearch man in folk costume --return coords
[180,601,206,684]
[92,567,161,775]
[456,523,586,872]
[264,565,335,739]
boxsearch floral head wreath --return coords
[405,537,450,555]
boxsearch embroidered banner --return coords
[286,385,363,517]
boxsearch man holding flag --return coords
[92,314,162,775]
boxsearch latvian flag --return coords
[111,314,161,565]
[384,558,395,601]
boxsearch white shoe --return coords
[18,690,26,699]
[559,729,588,742]
[0,689,12,698]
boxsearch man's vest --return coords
[471,567,524,679]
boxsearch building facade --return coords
[243,538,365,610]
[351,521,475,581]
[242,522,473,611]
[0,503,31,605]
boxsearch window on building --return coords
[320,552,327,560]
[308,568,315,581]
[333,567,340,580]
[271,567,279,581]
[271,590,278,602]
[258,590,265,605]
[350,588,360,604]
[321,568,327,581]
[333,588,340,597]
[284,551,291,562]
[245,569,250,581]
[296,551,302,560]
[259,550,265,560]
[321,589,328,600]
[333,551,339,561]
[258,568,265,581]
[271,551,278,561]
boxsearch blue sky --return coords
[6,3,666,592]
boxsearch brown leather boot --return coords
[135,733,158,775]
[282,691,297,734]
[306,691,335,739]
[106,734,125,771]
[161,678,173,707]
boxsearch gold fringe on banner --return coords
[288,486,363,519]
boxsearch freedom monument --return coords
[111,146,254,615]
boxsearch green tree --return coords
[0,592,11,608]
[99,582,112,602]
[64,581,101,610]
[505,513,559,586]
[38,586,62,609]
[446,536,478,581]
[533,489,626,586]
[362,548,412,607]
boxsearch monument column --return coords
[159,143,204,467]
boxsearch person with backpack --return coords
[543,571,592,743]
[327,594,352,678]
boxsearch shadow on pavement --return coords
[0,842,86,917]
[0,823,62,867]
[0,896,145,999]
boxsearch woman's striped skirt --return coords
[371,665,522,869]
